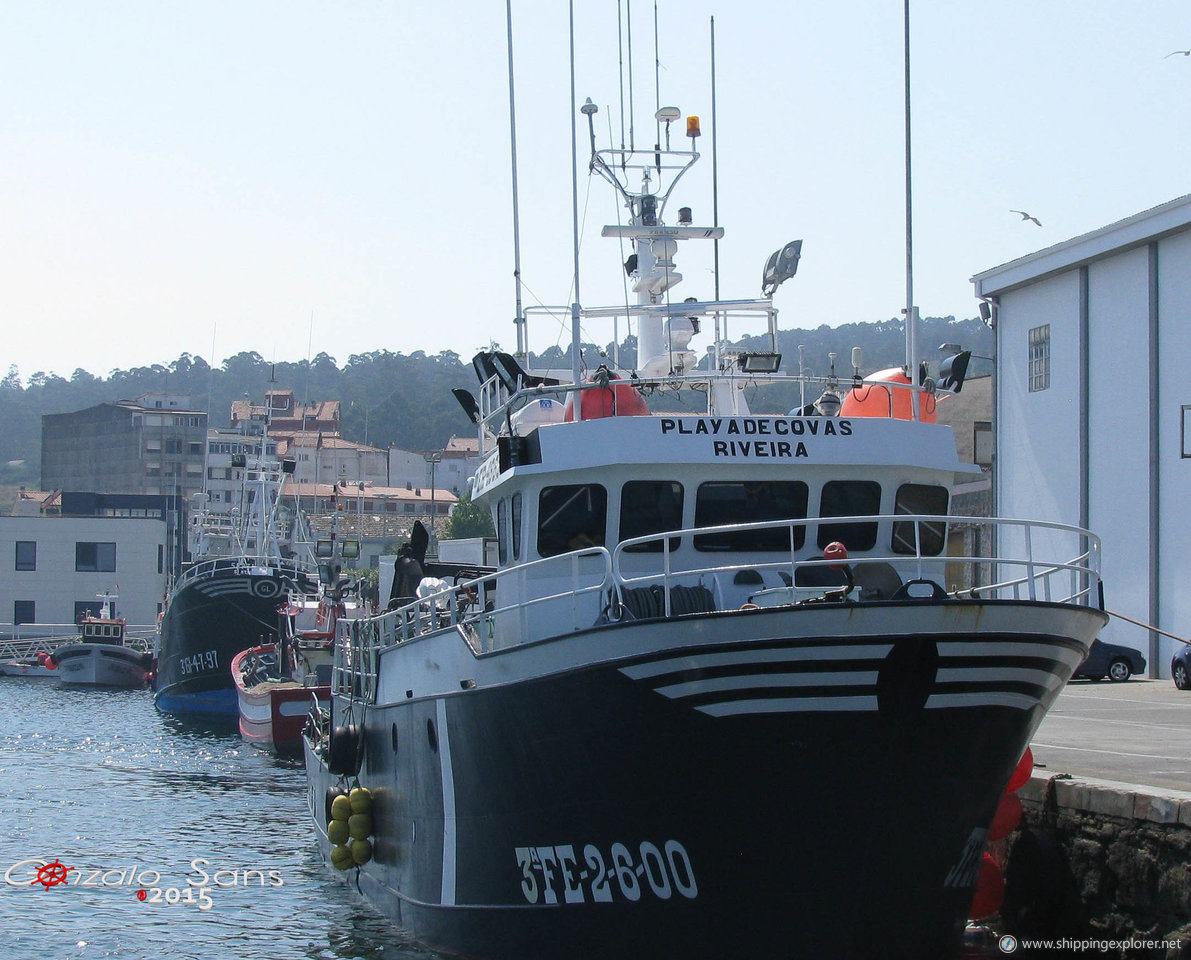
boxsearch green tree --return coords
[441,491,494,539]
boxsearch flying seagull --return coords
[1164,50,1191,58]
[1011,210,1042,226]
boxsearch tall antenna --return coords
[617,0,626,162]
[626,0,635,151]
[653,2,661,148]
[710,16,720,302]
[568,0,583,388]
[903,0,920,414]
[505,0,526,358]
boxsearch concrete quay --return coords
[1000,680,1191,957]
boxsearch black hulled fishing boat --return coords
[155,439,317,717]
[303,14,1106,958]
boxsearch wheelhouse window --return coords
[891,483,949,556]
[619,481,684,552]
[15,541,36,571]
[817,480,881,550]
[694,481,808,551]
[537,484,607,557]
[75,542,116,572]
[13,600,34,625]
[511,492,523,561]
[497,493,524,564]
[497,499,509,564]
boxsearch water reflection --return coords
[0,678,432,960]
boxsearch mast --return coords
[569,0,583,388]
[506,0,526,359]
[903,0,920,417]
[710,16,720,304]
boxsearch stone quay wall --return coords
[999,774,1191,958]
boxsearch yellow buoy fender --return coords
[328,819,350,846]
[348,813,373,840]
[331,794,353,821]
[330,845,355,871]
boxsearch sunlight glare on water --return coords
[0,678,439,960]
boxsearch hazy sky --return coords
[2,1,1189,381]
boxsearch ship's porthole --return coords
[426,717,438,753]
[391,722,399,755]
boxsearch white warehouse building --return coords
[972,194,1191,679]
[0,515,168,629]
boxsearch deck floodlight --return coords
[341,540,361,560]
[315,539,334,558]
[762,240,802,297]
[738,352,783,373]
[938,349,972,394]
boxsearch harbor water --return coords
[0,677,438,960]
[0,677,1006,960]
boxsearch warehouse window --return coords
[15,541,36,571]
[74,600,99,622]
[76,542,116,572]
[1028,325,1050,392]
[14,600,35,624]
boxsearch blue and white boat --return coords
[53,594,152,689]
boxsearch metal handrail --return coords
[612,514,1101,610]
[330,548,613,700]
[171,553,318,591]
[327,515,1101,702]
[0,622,160,660]
[384,547,611,646]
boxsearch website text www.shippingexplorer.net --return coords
[997,935,1184,953]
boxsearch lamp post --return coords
[424,450,444,538]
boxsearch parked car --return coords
[1172,645,1191,690]
[1073,640,1145,682]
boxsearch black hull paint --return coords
[155,566,290,716]
[306,602,1106,960]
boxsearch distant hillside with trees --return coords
[0,315,991,490]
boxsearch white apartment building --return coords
[389,436,481,498]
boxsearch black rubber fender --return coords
[327,724,362,777]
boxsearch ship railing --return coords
[333,616,380,702]
[171,554,318,590]
[0,630,76,660]
[393,547,610,651]
[473,370,945,450]
[610,514,1102,615]
[330,547,614,694]
[123,627,159,653]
